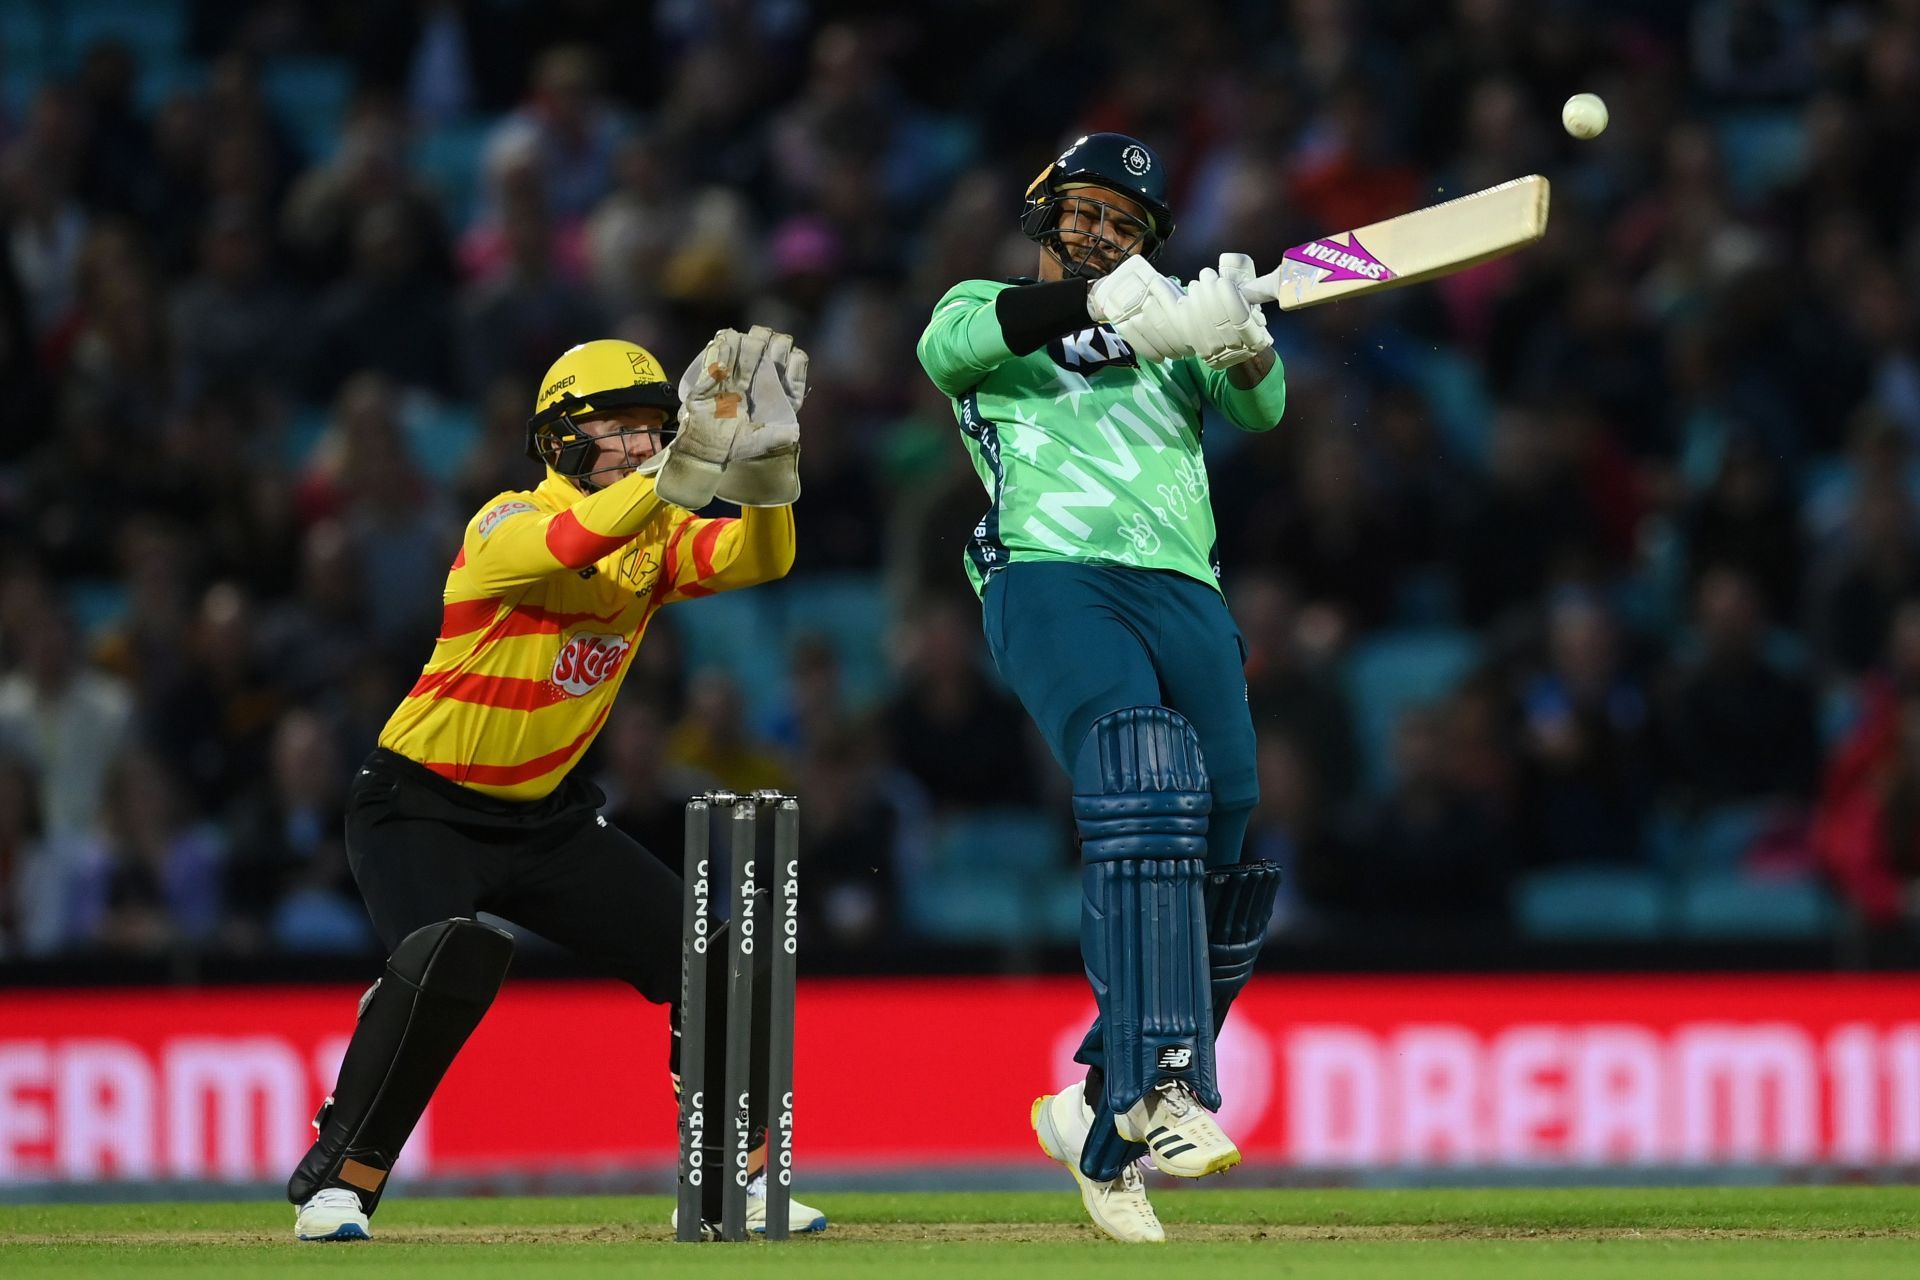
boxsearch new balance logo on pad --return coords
[1156,1046,1193,1071]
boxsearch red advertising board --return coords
[3,974,1919,1182]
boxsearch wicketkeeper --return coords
[287,330,828,1241]
[916,133,1287,1243]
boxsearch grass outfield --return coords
[3,1187,1919,1278]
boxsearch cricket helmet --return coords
[526,339,678,491]
[1020,132,1176,276]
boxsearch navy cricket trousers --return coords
[981,560,1259,867]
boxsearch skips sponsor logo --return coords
[476,500,536,538]
[1282,234,1394,283]
[550,632,632,695]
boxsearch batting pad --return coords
[1205,860,1283,1033]
[288,918,514,1211]
[1073,707,1218,1133]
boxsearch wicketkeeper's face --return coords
[579,407,669,482]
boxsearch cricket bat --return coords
[1242,175,1550,311]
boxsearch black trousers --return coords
[346,748,687,1002]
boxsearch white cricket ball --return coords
[1562,92,1608,140]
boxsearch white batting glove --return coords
[715,328,806,507]
[1086,255,1193,363]
[1182,253,1273,370]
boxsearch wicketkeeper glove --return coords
[655,327,768,510]
[715,329,805,508]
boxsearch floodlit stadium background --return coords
[3,0,1919,1193]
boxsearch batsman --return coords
[916,133,1287,1243]
[286,329,827,1241]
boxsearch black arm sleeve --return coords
[994,279,1093,355]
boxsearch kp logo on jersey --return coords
[551,632,632,696]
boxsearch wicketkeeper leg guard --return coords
[1206,859,1283,1033]
[288,918,514,1212]
[1074,706,1217,1180]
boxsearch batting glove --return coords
[1182,253,1273,370]
[1086,256,1193,364]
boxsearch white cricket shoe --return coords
[669,1174,829,1236]
[747,1171,828,1234]
[294,1187,371,1242]
[1031,1081,1165,1244]
[1114,1080,1241,1177]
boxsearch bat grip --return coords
[1239,270,1282,306]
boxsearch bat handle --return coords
[1240,269,1282,306]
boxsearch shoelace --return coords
[1152,1080,1196,1120]
[310,1188,361,1209]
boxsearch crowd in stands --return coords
[2,0,1919,962]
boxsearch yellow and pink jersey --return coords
[377,469,794,800]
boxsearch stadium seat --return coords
[1651,801,1770,874]
[413,119,492,230]
[58,0,186,66]
[403,401,478,486]
[930,808,1068,877]
[1515,866,1666,940]
[1713,108,1806,200]
[906,811,1075,943]
[771,572,892,707]
[904,877,1032,944]
[666,588,784,721]
[0,8,51,73]
[1413,348,1494,466]
[1675,872,1834,940]
[66,579,129,638]
[262,56,354,161]
[1344,628,1480,794]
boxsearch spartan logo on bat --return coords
[1048,325,1137,373]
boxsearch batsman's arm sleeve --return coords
[654,504,796,606]
[917,279,1022,396]
[1197,351,1288,433]
[462,474,675,595]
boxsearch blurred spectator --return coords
[1252,428,1403,629]
[0,754,66,958]
[1327,707,1516,922]
[483,45,626,223]
[170,202,303,401]
[225,709,368,953]
[1234,573,1358,808]
[2,88,89,340]
[1809,472,1920,679]
[1453,406,1600,628]
[141,582,284,818]
[1681,431,1802,624]
[791,726,899,947]
[1520,591,1651,864]
[300,202,457,399]
[67,749,224,954]
[767,636,854,759]
[668,672,790,792]
[884,598,1039,812]
[457,168,603,395]
[1655,566,1818,813]
[0,600,134,841]
[600,699,721,865]
[283,97,451,283]
[584,135,691,318]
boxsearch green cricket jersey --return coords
[915,277,1288,596]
